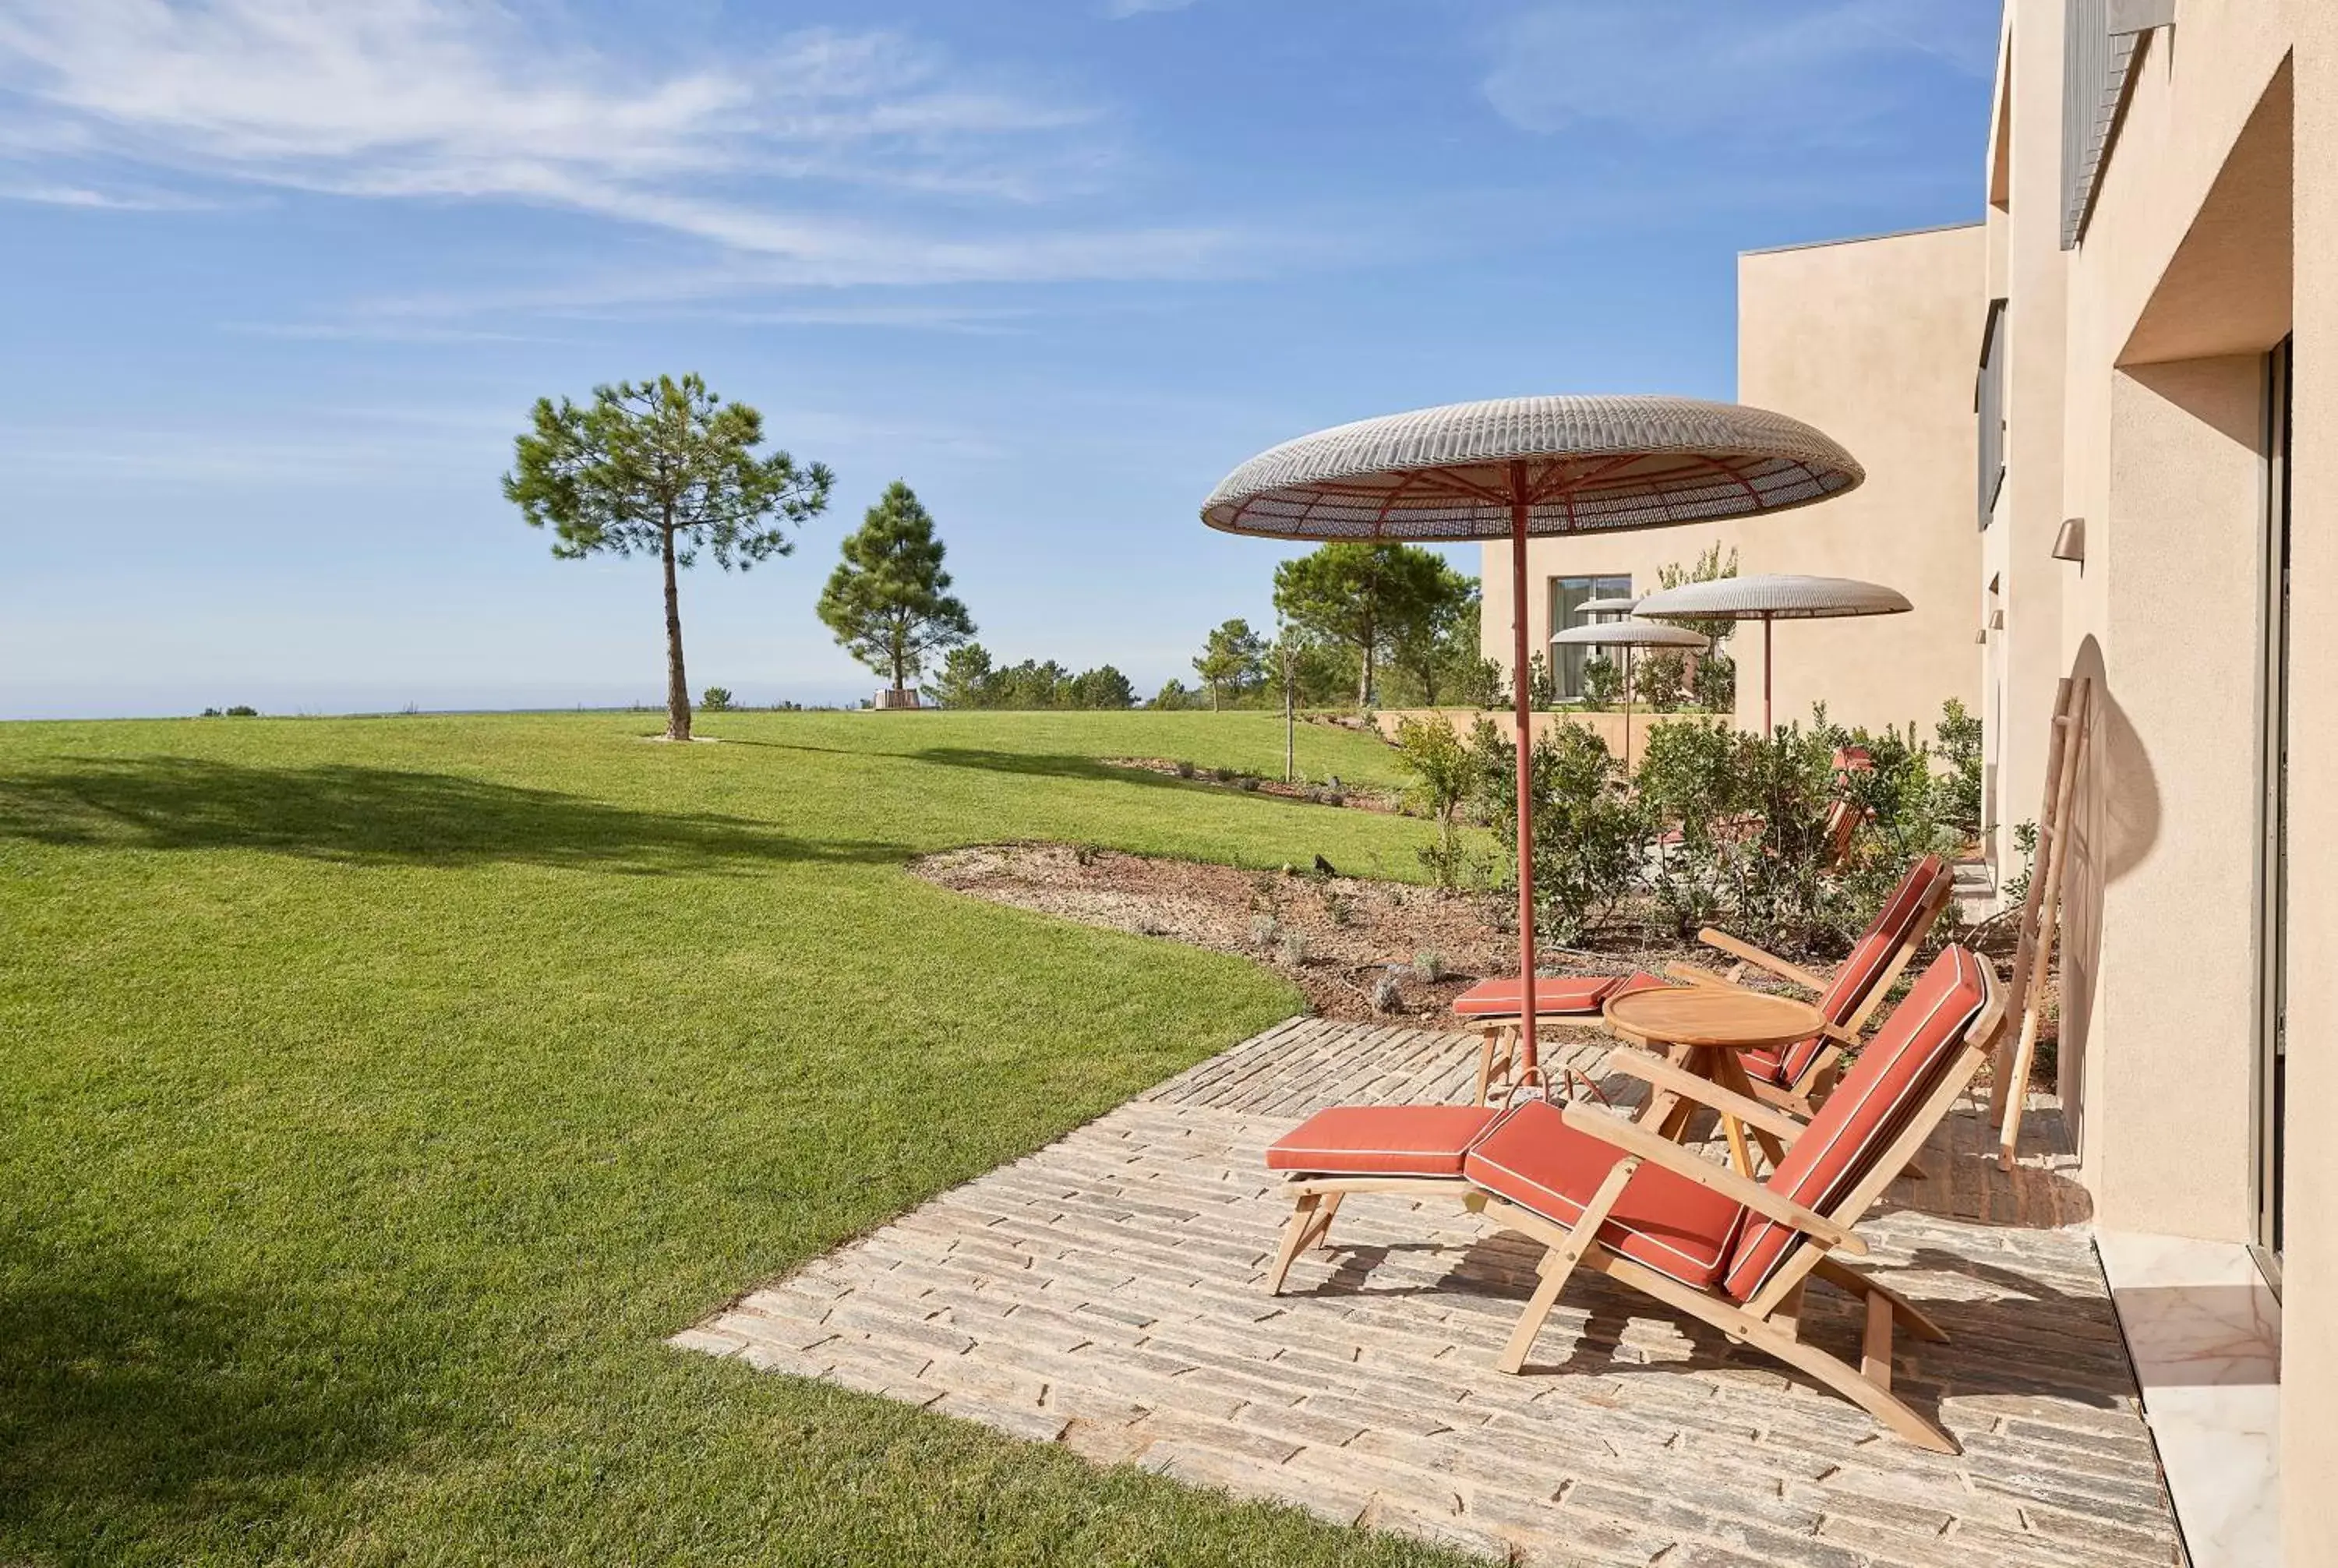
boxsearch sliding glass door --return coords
[2254,337,2291,1284]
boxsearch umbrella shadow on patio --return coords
[0,757,909,874]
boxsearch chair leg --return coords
[1741,1308,1958,1455]
[1266,1194,1320,1295]
[1300,1192,1344,1253]
[1811,1256,1950,1344]
[1494,1158,1638,1374]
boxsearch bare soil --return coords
[911,842,1701,1024]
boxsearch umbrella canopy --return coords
[1630,574,1910,620]
[1631,573,1911,733]
[1200,396,1862,1087]
[1203,395,1860,540]
[1549,621,1710,650]
[1576,594,1640,616]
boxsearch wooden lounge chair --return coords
[1660,853,1952,1121]
[1264,946,2007,1453]
[1453,971,1671,1105]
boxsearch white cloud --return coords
[1484,0,1995,140]
[0,0,1245,284]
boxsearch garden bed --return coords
[913,842,1701,1022]
[913,842,2056,1078]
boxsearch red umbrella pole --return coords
[1508,474,1539,1082]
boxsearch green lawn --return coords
[0,709,1469,1566]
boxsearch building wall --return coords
[1983,0,2320,1551]
[2283,0,2333,1556]
[1478,224,1983,742]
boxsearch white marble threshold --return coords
[2097,1229,2282,1568]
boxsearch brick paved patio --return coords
[675,1016,2181,1566]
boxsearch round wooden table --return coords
[1602,986,1825,1174]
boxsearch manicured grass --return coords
[0,710,1467,1566]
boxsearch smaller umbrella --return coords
[1631,574,1911,734]
[1549,619,1708,774]
[1577,594,1640,618]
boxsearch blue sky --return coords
[0,0,2001,718]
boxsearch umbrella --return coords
[1577,594,1639,616]
[1549,619,1710,775]
[1630,574,1910,735]
[1201,395,1862,1088]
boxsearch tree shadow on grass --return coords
[908,747,1252,795]
[0,1241,425,1558]
[0,757,908,874]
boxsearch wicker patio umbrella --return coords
[1631,574,1910,735]
[1549,620,1709,775]
[1577,594,1640,617]
[1201,395,1861,1086]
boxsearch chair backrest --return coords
[1722,945,1997,1303]
[1772,853,1949,1085]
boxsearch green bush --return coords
[1390,715,1475,890]
[700,686,734,712]
[1471,719,1646,945]
[1578,652,1621,711]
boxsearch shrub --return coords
[1321,888,1354,927]
[700,687,733,712]
[1393,715,1476,891]
[1934,697,1984,836]
[1211,765,1236,784]
[1237,775,1261,792]
[224,705,258,718]
[1279,929,1310,966]
[1250,914,1280,947]
[1174,758,1196,779]
[1634,649,1689,712]
[1370,969,1404,1014]
[1471,719,1644,945]
[1412,951,1446,982]
[1578,653,1621,712]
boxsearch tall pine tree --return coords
[816,482,976,697]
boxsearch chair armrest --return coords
[1697,928,1830,994]
[1557,1102,1867,1255]
[1601,1050,1806,1142]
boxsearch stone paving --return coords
[675,1016,2181,1566]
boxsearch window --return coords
[1977,298,2008,530]
[1549,575,1631,702]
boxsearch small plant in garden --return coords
[1578,652,1622,711]
[1933,697,1984,837]
[1174,758,1197,779]
[1211,765,1236,784]
[2003,820,2040,906]
[1237,775,1261,792]
[1471,719,1645,944]
[1072,841,1103,867]
[1321,888,1354,927]
[1412,951,1446,983]
[1370,969,1404,1015]
[700,686,733,712]
[1279,929,1310,966]
[1634,650,1689,712]
[1392,714,1475,891]
[1251,914,1280,947]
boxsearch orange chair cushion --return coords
[1452,972,1667,1019]
[1776,853,1945,1086]
[1721,945,1987,1302]
[1265,1104,1503,1177]
[1463,1100,1747,1291]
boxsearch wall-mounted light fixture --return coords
[1990,609,2007,630]
[2053,517,2086,564]
[1974,628,1988,645]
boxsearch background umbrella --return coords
[1202,395,1862,1086]
[1549,619,1709,775]
[1631,574,1911,734]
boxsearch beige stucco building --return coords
[1479,223,1984,740]
[1485,2,2322,1557]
